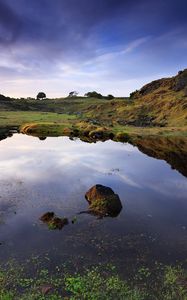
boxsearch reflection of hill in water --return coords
[132,137,187,178]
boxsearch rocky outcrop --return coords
[131,69,187,98]
[172,69,187,91]
[85,185,122,217]
[139,78,171,96]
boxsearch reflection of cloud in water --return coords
[146,178,187,198]
[0,135,139,187]
[0,135,186,201]
[79,161,142,188]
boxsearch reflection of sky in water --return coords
[0,134,187,269]
[0,134,186,193]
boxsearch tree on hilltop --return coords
[68,91,79,97]
[36,92,46,100]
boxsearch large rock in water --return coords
[85,184,122,217]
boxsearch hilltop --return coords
[129,68,187,127]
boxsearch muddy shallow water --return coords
[0,134,187,275]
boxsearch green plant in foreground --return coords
[160,266,187,300]
[65,269,145,300]
[0,261,187,300]
[0,291,14,300]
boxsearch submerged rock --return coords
[40,212,54,222]
[40,212,68,230]
[85,184,122,217]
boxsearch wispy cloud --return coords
[0,0,186,97]
[84,36,150,65]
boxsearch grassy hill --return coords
[0,69,187,138]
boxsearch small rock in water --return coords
[40,212,54,223]
[40,212,68,230]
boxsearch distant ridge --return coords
[132,69,187,97]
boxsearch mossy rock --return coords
[48,217,68,230]
[40,212,54,223]
[115,132,131,142]
[21,123,37,134]
[89,127,114,140]
[40,212,68,230]
[85,185,122,217]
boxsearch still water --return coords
[0,134,187,274]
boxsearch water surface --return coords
[0,134,187,274]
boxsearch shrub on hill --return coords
[85,91,103,99]
[0,94,11,101]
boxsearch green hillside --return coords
[0,69,187,138]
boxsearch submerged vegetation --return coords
[0,261,186,300]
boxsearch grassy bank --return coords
[0,111,187,142]
[0,111,76,127]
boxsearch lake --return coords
[0,134,187,276]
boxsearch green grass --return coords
[0,95,186,139]
[0,111,76,127]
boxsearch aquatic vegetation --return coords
[0,261,186,300]
[65,268,146,300]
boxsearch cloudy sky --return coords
[0,0,187,98]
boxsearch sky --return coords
[0,0,187,98]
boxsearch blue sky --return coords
[0,0,187,97]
